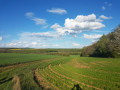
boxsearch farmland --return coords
[0,53,120,90]
[0,53,61,66]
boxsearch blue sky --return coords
[0,0,120,48]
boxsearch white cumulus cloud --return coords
[83,34,102,39]
[100,15,112,19]
[51,14,105,36]
[47,8,67,14]
[64,14,105,30]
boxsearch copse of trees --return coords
[81,25,120,58]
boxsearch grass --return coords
[0,53,61,66]
[0,54,120,90]
[37,56,120,90]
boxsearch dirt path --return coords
[12,75,21,90]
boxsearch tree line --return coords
[81,25,120,58]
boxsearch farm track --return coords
[12,75,21,90]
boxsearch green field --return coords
[0,53,61,66]
[0,53,120,90]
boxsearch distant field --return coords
[0,54,120,90]
[0,53,61,66]
[0,48,82,56]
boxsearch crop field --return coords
[0,53,120,90]
[0,53,61,66]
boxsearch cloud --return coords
[47,8,67,14]
[32,18,46,25]
[64,14,105,30]
[51,14,105,36]
[25,12,34,18]
[100,15,112,19]
[25,12,46,25]
[20,32,62,39]
[31,42,37,45]
[0,40,50,48]
[83,34,102,39]
[72,43,81,47]
[1,42,29,48]
[0,37,2,41]
[51,23,73,35]
[102,6,106,10]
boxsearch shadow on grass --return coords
[71,84,82,90]
[0,77,12,84]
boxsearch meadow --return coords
[0,53,120,90]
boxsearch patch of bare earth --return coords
[12,75,21,90]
